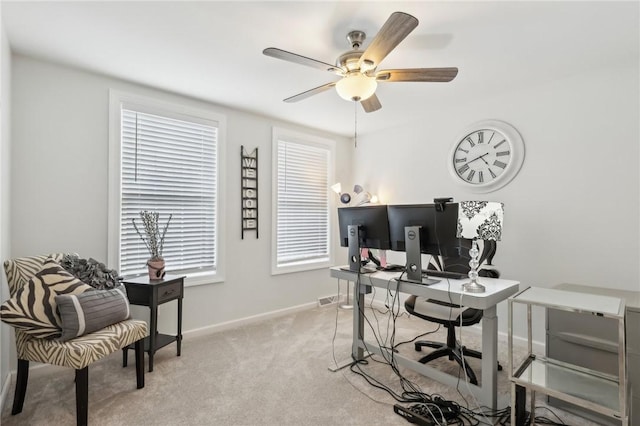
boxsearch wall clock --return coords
[448,120,525,193]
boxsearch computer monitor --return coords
[387,202,462,282]
[338,205,391,272]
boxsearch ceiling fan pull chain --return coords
[354,102,358,148]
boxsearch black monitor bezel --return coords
[387,202,462,257]
[337,205,391,250]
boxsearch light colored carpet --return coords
[1,303,601,425]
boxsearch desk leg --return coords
[352,280,365,361]
[328,279,368,372]
[149,304,158,372]
[177,297,183,356]
[481,305,498,410]
[512,383,527,425]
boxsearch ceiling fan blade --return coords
[283,82,337,103]
[376,67,459,82]
[359,12,419,68]
[263,48,343,75]
[361,94,382,113]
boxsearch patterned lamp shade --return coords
[456,201,504,241]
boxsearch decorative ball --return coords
[468,269,479,280]
[340,193,351,204]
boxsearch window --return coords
[108,91,225,285]
[272,127,335,274]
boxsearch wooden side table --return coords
[121,274,184,372]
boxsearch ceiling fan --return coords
[263,11,458,113]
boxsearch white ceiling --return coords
[2,1,638,137]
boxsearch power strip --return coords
[393,404,435,426]
[394,401,460,425]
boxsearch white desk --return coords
[330,266,520,409]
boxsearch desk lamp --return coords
[331,183,375,206]
[331,183,351,205]
[456,201,504,293]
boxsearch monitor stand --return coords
[405,225,423,282]
[340,224,377,274]
[402,225,440,286]
[396,275,441,286]
[339,266,377,274]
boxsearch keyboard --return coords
[421,269,467,280]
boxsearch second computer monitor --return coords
[387,203,461,282]
[388,203,461,255]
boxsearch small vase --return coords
[147,258,166,280]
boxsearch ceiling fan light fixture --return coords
[335,73,377,102]
[264,12,456,111]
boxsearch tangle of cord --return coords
[332,262,569,426]
[348,279,439,404]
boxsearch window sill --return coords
[184,270,224,287]
[271,259,332,276]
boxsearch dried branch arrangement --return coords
[132,210,172,261]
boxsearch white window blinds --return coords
[120,108,218,277]
[275,139,330,268]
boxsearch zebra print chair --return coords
[4,254,148,426]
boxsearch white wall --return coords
[7,55,353,359]
[353,63,640,340]
[0,18,12,396]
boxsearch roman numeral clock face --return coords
[454,131,510,182]
[448,120,525,193]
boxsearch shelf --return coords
[512,286,624,317]
[512,355,621,416]
[509,286,628,425]
[148,333,176,352]
[127,333,177,353]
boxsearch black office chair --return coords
[404,241,500,385]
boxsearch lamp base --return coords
[462,239,485,293]
[462,280,486,293]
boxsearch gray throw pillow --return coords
[55,286,131,342]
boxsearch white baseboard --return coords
[183,301,318,339]
[1,372,10,413]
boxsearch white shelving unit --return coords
[508,287,628,426]
[548,283,639,425]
